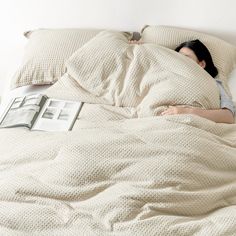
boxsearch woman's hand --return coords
[161,106,192,116]
[161,106,234,124]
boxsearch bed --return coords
[0,24,236,236]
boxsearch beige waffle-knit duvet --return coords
[0,31,235,236]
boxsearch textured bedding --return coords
[0,31,236,236]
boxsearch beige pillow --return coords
[141,25,236,85]
[11,28,133,88]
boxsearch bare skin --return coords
[161,106,234,124]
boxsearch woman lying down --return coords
[130,39,236,124]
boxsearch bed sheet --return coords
[0,100,236,236]
[0,75,236,236]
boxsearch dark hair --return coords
[175,39,218,78]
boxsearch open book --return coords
[0,94,83,131]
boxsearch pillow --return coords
[228,67,236,102]
[141,25,236,86]
[11,28,133,89]
[65,30,220,117]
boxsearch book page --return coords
[0,94,46,128]
[0,107,38,128]
[31,99,83,131]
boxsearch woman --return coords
[130,39,235,123]
[160,39,235,124]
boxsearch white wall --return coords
[1,0,236,95]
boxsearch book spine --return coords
[30,95,48,128]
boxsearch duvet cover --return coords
[0,31,235,236]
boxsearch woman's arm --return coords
[161,106,235,124]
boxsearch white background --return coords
[0,0,236,96]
